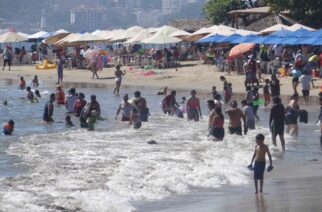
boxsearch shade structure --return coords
[216,33,243,43]
[28,31,51,40]
[125,29,152,43]
[287,23,315,31]
[17,32,29,40]
[231,33,260,43]
[262,37,284,44]
[111,26,144,42]
[55,29,69,34]
[43,33,70,45]
[303,37,322,45]
[287,28,312,37]
[105,29,126,42]
[185,27,210,42]
[155,25,181,36]
[169,30,191,39]
[196,34,225,43]
[141,33,181,44]
[228,43,255,58]
[270,29,290,37]
[91,30,101,36]
[55,33,81,45]
[259,24,290,34]
[0,31,27,43]
[67,32,105,45]
[311,29,322,37]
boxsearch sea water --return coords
[0,78,321,211]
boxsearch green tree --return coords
[265,0,322,28]
[203,0,247,25]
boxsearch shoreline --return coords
[1,62,321,105]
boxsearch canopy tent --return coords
[228,43,255,58]
[67,32,105,45]
[141,33,181,44]
[28,31,52,40]
[105,29,126,42]
[287,23,315,31]
[270,28,290,37]
[0,31,27,43]
[155,25,181,36]
[259,24,290,34]
[234,29,258,36]
[125,29,152,43]
[147,28,159,34]
[169,30,191,39]
[91,30,101,36]
[184,27,210,42]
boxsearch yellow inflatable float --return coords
[35,59,56,70]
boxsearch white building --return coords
[162,0,184,16]
[136,10,162,27]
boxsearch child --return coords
[26,86,38,103]
[65,115,74,127]
[19,77,26,90]
[219,75,229,91]
[248,134,273,194]
[2,120,14,135]
[223,86,231,104]
[263,79,271,107]
[35,90,41,98]
[55,86,65,105]
[31,75,39,87]
[211,86,218,99]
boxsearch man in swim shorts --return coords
[248,134,273,194]
[162,90,179,115]
[269,96,286,151]
[225,101,246,135]
[134,91,149,122]
[115,94,133,121]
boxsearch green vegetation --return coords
[265,0,322,28]
[203,0,247,25]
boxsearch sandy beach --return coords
[2,62,322,101]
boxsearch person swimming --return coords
[2,120,14,135]
[25,86,38,103]
[31,75,39,87]
[19,77,26,90]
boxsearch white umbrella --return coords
[287,23,315,31]
[125,29,152,43]
[55,33,80,45]
[111,26,144,42]
[17,32,30,39]
[259,24,290,34]
[155,25,181,35]
[107,29,126,42]
[55,29,69,35]
[0,31,27,43]
[28,31,50,40]
[68,32,104,43]
[91,30,101,36]
[170,30,191,38]
[142,33,181,44]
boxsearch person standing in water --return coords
[43,93,55,123]
[269,96,286,151]
[115,94,133,121]
[65,88,77,113]
[31,75,39,87]
[207,100,225,141]
[113,64,126,96]
[186,90,202,122]
[73,92,86,117]
[225,100,246,135]
[134,91,149,122]
[248,134,273,194]
[2,120,14,135]
[162,90,179,115]
[55,86,65,105]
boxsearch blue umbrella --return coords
[195,34,225,43]
[270,29,290,37]
[262,37,284,44]
[231,33,260,43]
[216,33,242,43]
[301,37,322,45]
[310,29,322,37]
[287,28,313,38]
[252,35,278,44]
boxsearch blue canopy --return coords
[270,29,290,37]
[301,37,322,45]
[231,33,260,44]
[216,33,243,43]
[310,29,322,37]
[195,34,225,43]
[262,37,284,44]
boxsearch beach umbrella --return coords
[196,34,225,43]
[43,33,70,45]
[0,31,27,43]
[286,28,312,37]
[228,43,255,58]
[262,37,284,44]
[216,33,243,43]
[169,30,191,39]
[270,29,290,37]
[235,29,259,36]
[55,29,69,35]
[55,33,81,45]
[28,31,51,40]
[141,33,181,44]
[125,29,152,43]
[259,24,290,34]
[155,25,181,36]
[310,29,322,37]
[112,26,145,42]
[106,29,126,42]
[67,32,105,45]
[287,23,315,31]
[231,33,260,44]
[17,32,30,40]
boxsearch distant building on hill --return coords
[70,6,107,31]
[54,0,101,11]
[162,0,184,16]
[135,10,162,27]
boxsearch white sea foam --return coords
[1,114,273,211]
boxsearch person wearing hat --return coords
[115,94,133,121]
[113,64,126,96]
[2,120,14,135]
[65,88,77,113]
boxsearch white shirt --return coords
[243,105,254,121]
[299,75,311,90]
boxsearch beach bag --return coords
[299,110,308,124]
